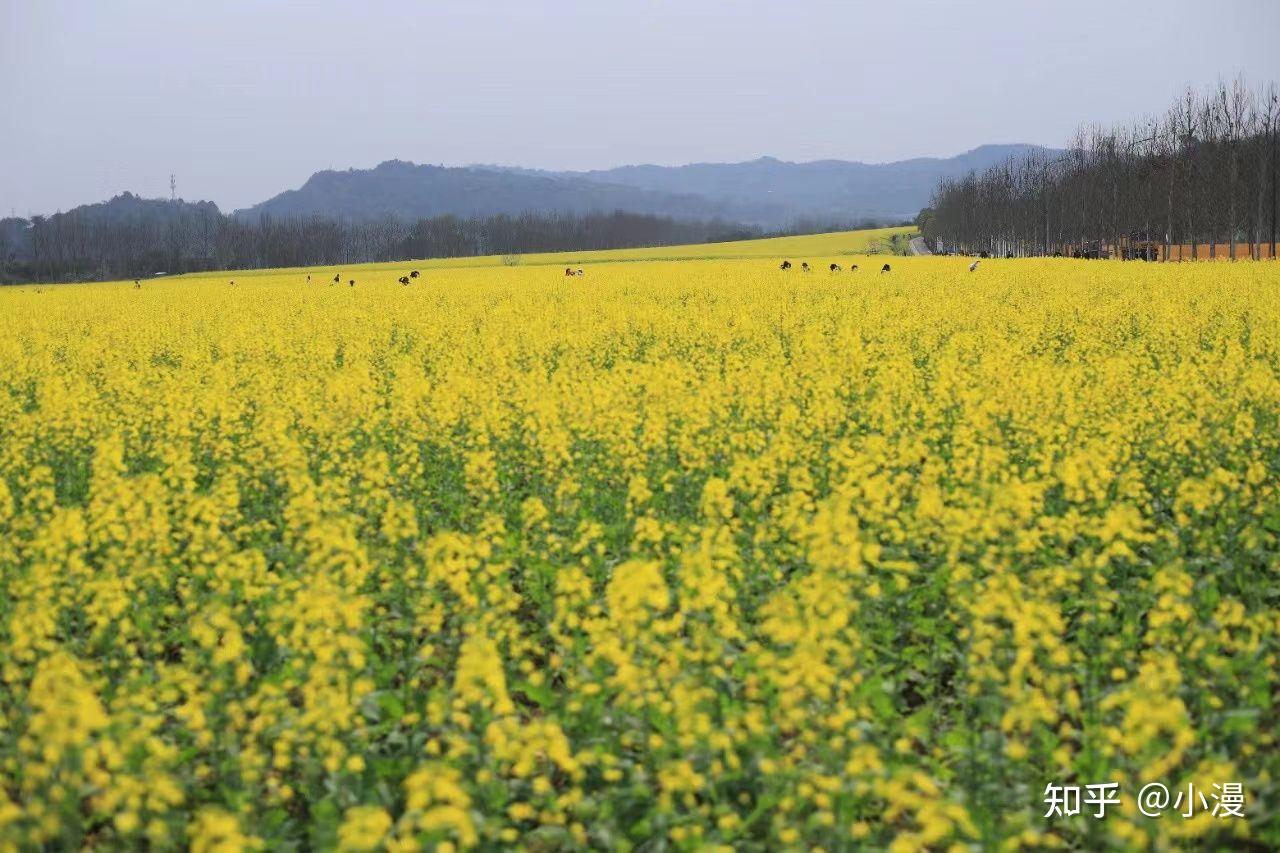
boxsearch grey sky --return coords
[3,0,1278,216]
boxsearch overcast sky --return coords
[3,0,1278,216]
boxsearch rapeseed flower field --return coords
[1,247,1278,850]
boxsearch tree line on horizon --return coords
[919,79,1279,260]
[0,194,900,285]
[0,206,766,284]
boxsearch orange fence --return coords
[1060,239,1278,260]
[1161,243,1276,261]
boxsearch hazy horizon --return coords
[3,0,1279,217]
[10,140,1055,216]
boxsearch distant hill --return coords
[478,144,1061,225]
[1,193,222,270]
[236,145,1058,227]
[20,145,1062,244]
[39,191,221,225]
[235,160,771,224]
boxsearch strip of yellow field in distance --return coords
[509,225,913,265]
[84,226,914,285]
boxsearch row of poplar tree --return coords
[919,79,1279,260]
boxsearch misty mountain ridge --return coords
[35,191,221,224]
[235,144,1059,227]
[466,144,1060,224]
[15,144,1061,232]
[234,159,780,225]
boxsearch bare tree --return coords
[921,79,1278,261]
